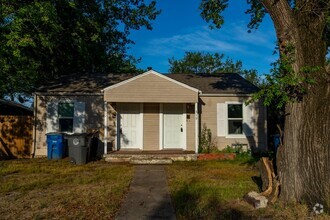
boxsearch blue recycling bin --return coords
[46,133,65,160]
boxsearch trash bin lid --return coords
[46,132,65,136]
[64,133,87,136]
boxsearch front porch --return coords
[104,150,197,163]
[102,70,201,155]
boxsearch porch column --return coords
[104,101,108,155]
[195,102,199,153]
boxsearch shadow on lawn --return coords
[170,182,260,219]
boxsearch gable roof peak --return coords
[102,70,200,93]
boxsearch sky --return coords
[128,0,278,76]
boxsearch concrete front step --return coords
[130,158,173,165]
[104,153,197,163]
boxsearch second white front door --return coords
[118,103,142,149]
[163,104,185,149]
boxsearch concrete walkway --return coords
[116,165,176,220]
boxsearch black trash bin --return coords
[65,133,91,164]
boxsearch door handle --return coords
[181,127,183,132]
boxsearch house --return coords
[33,70,267,157]
[0,99,33,159]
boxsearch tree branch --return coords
[260,0,295,35]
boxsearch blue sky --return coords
[128,0,278,75]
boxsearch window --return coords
[227,104,243,135]
[46,101,85,133]
[58,103,74,132]
[217,102,254,137]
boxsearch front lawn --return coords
[0,158,133,219]
[166,158,329,219]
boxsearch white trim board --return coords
[159,103,163,150]
[182,103,187,150]
[195,102,199,153]
[200,94,253,97]
[104,101,108,154]
[102,70,200,93]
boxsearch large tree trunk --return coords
[262,0,330,208]
[278,77,330,208]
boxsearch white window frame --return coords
[217,101,254,138]
[225,101,245,138]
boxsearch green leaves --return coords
[168,51,261,85]
[169,51,244,74]
[245,0,267,30]
[0,0,160,98]
[251,57,318,109]
[199,0,228,29]
[0,1,63,96]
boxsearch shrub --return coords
[198,124,218,153]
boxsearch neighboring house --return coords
[33,70,267,157]
[0,99,33,159]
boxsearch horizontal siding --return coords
[200,96,267,152]
[35,95,107,156]
[143,103,159,150]
[104,73,198,103]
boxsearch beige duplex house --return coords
[33,70,267,157]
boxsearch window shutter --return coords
[46,102,59,133]
[243,103,254,136]
[73,101,85,133]
[217,103,226,136]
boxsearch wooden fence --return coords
[0,116,33,159]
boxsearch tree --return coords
[199,0,330,208]
[169,51,261,85]
[0,0,160,99]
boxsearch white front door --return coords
[163,104,185,149]
[118,103,142,149]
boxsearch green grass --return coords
[1,158,328,220]
[166,159,260,219]
[0,158,134,219]
[166,158,329,220]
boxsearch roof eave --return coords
[199,93,254,97]
[35,92,103,96]
[0,99,33,112]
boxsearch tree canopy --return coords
[0,0,160,99]
[169,51,261,85]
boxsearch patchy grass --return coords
[0,158,133,219]
[166,158,329,219]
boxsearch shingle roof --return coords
[36,73,135,93]
[36,72,259,94]
[0,99,33,115]
[167,73,259,94]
